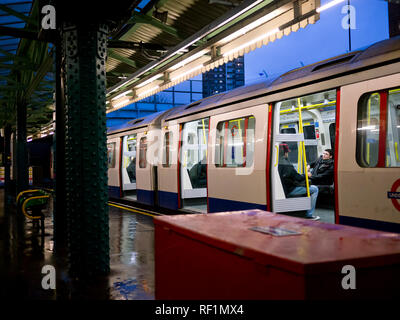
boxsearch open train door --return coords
[271,100,312,213]
[136,130,160,206]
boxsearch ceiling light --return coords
[114,99,131,108]
[170,65,203,81]
[316,0,345,13]
[223,28,279,57]
[135,74,163,88]
[111,90,133,101]
[138,86,160,97]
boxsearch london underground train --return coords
[107,36,400,233]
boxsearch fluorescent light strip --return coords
[223,28,280,57]
[114,99,131,108]
[316,0,345,13]
[136,74,163,88]
[138,86,160,97]
[171,65,203,81]
[169,50,209,71]
[221,10,281,44]
[111,90,133,101]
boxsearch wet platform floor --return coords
[0,190,155,300]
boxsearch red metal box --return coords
[154,210,400,299]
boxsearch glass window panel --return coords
[386,88,400,167]
[174,81,190,92]
[139,136,147,168]
[162,131,172,167]
[356,93,380,168]
[107,143,116,168]
[122,135,137,183]
[215,116,255,168]
[175,92,191,104]
[192,93,203,101]
[191,80,203,92]
[156,92,173,104]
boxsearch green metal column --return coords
[3,124,12,202]
[53,35,67,251]
[63,23,109,277]
[16,101,28,195]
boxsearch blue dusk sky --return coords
[245,0,390,84]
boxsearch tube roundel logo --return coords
[388,179,400,212]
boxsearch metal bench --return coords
[16,189,52,236]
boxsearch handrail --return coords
[280,100,336,114]
[16,189,40,204]
[21,195,50,220]
[298,98,310,198]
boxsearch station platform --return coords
[1,188,400,300]
[0,190,155,300]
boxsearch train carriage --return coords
[107,36,400,233]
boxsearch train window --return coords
[356,93,380,168]
[277,89,337,171]
[215,116,255,168]
[139,136,147,168]
[107,143,116,168]
[386,88,400,167]
[162,131,172,167]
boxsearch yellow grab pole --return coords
[298,98,310,197]
[202,119,207,158]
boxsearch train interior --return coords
[357,88,400,168]
[180,118,209,213]
[272,89,337,223]
[121,134,137,200]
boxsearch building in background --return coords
[202,57,244,98]
[107,77,202,128]
[389,1,400,37]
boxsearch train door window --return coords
[139,136,147,168]
[122,135,137,192]
[107,142,116,168]
[280,127,298,164]
[356,93,380,167]
[215,116,255,167]
[180,118,209,212]
[329,123,336,151]
[162,131,172,167]
[386,88,400,167]
[303,124,318,164]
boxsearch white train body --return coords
[107,36,400,232]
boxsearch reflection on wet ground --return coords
[108,207,155,300]
[0,190,155,300]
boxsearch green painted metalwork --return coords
[63,23,110,277]
[108,49,141,69]
[129,12,183,39]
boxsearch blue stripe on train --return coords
[137,189,155,206]
[158,190,179,210]
[208,197,266,213]
[339,215,400,233]
[108,185,121,198]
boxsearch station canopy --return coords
[106,0,322,113]
[0,0,324,135]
